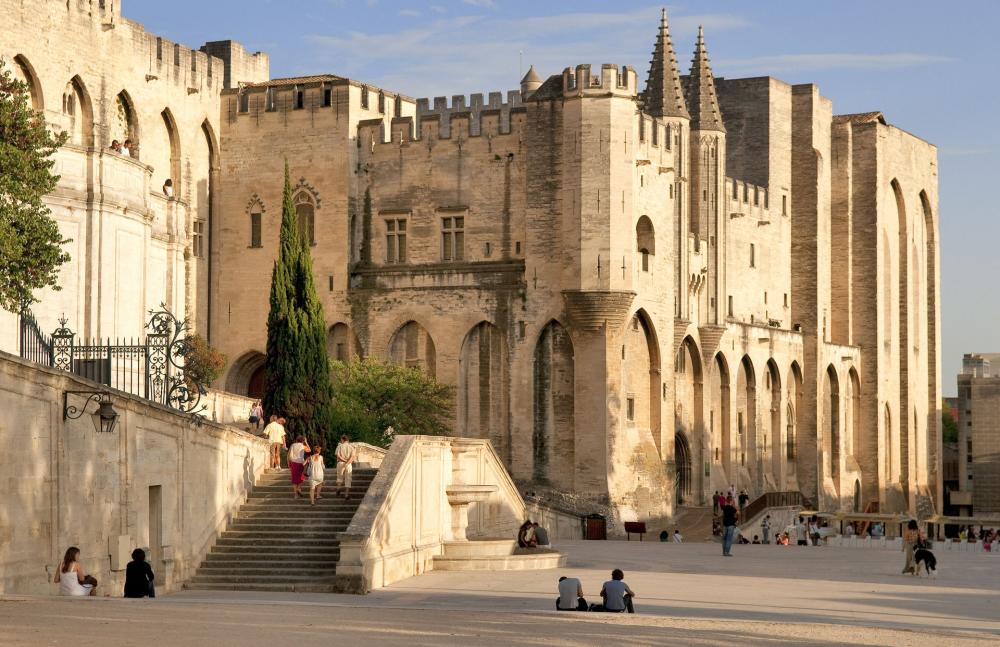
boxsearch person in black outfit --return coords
[721,496,740,556]
[123,548,155,598]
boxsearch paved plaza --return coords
[2,540,997,646]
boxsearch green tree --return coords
[942,400,958,444]
[329,358,454,449]
[0,59,70,313]
[263,162,336,441]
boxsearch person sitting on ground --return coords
[845,522,856,538]
[591,569,635,613]
[779,532,790,546]
[752,535,761,544]
[673,529,683,543]
[532,522,550,548]
[123,548,155,598]
[517,520,536,548]
[659,530,669,542]
[738,534,751,545]
[55,546,97,596]
[556,576,588,611]
[163,178,174,198]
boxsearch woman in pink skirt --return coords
[288,435,311,498]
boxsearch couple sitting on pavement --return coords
[557,569,636,613]
[517,520,550,548]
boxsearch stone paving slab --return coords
[2,540,997,646]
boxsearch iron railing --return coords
[18,305,204,414]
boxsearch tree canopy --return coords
[328,358,454,449]
[0,59,70,313]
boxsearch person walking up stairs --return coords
[186,466,377,592]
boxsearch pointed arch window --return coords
[294,191,316,245]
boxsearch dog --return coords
[913,541,938,578]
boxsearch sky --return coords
[124,0,1000,394]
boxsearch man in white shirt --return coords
[335,435,356,500]
[262,415,286,469]
[672,529,683,543]
[556,576,586,611]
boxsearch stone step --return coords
[194,566,335,577]
[213,538,341,549]
[202,556,339,568]
[189,574,338,585]
[183,582,341,593]
[219,529,342,540]
[229,519,350,529]
[207,545,340,556]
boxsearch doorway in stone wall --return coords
[248,365,266,400]
[853,478,862,512]
[675,431,692,505]
[148,485,163,578]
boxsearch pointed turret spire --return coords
[685,25,726,132]
[642,8,689,119]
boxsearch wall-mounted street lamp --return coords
[63,390,120,434]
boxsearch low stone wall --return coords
[0,352,269,595]
[353,443,387,469]
[524,500,584,540]
[336,436,525,592]
[201,389,257,428]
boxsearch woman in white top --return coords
[306,445,326,505]
[287,435,311,499]
[55,546,97,596]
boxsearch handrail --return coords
[742,491,803,523]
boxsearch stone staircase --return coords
[185,466,377,592]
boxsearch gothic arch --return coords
[710,352,731,479]
[920,189,937,482]
[327,323,361,361]
[113,90,140,155]
[62,75,93,146]
[736,355,757,488]
[293,186,317,245]
[160,108,181,191]
[891,178,910,497]
[848,367,861,461]
[674,336,703,479]
[625,310,662,451]
[226,351,266,399]
[788,361,803,479]
[532,320,574,488]
[824,364,841,486]
[13,55,44,111]
[388,320,436,377]
[766,359,782,484]
[636,215,655,271]
[458,321,510,461]
[675,430,692,505]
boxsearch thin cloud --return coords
[303,7,750,97]
[718,52,955,74]
[462,0,495,7]
[398,8,421,17]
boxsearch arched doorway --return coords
[226,351,266,398]
[624,311,661,451]
[675,431,692,505]
[710,353,731,480]
[823,364,840,489]
[853,478,862,513]
[737,355,757,490]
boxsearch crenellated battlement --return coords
[726,177,775,221]
[561,64,637,97]
[415,90,523,137]
[358,107,527,149]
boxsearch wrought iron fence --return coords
[17,305,204,414]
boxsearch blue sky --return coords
[126,0,999,394]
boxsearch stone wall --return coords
[336,436,525,592]
[0,353,268,595]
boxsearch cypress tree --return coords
[263,162,335,441]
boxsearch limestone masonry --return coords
[1,3,941,527]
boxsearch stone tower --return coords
[686,26,727,328]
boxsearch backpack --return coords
[304,460,312,478]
